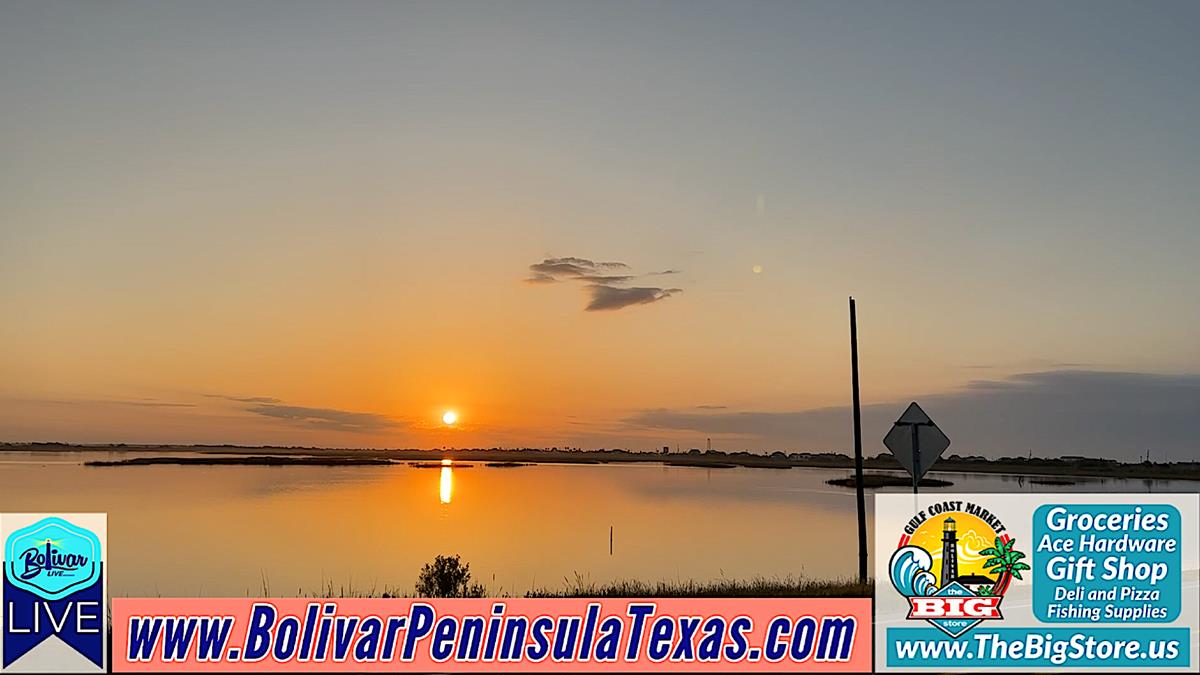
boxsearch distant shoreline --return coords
[85,455,393,467]
[5,442,1198,481]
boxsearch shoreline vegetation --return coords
[825,475,954,488]
[305,578,875,599]
[85,455,393,467]
[308,556,875,599]
[4,442,1197,481]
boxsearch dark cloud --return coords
[623,370,1200,461]
[526,256,682,311]
[695,404,728,410]
[244,404,399,433]
[526,257,632,284]
[585,284,682,311]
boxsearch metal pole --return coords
[849,297,867,584]
[911,424,921,495]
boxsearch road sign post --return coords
[910,424,919,494]
[883,402,950,494]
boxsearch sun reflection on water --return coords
[439,461,453,504]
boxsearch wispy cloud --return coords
[526,256,682,312]
[525,257,632,284]
[962,359,1097,370]
[32,398,196,409]
[585,284,682,311]
[244,404,399,432]
[213,395,399,433]
[205,394,282,404]
[121,400,197,408]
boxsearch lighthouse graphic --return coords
[940,516,959,586]
[889,506,1023,639]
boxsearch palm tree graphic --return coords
[977,536,1030,597]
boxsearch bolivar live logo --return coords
[2,513,107,673]
[889,500,1026,639]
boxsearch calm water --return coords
[1,450,1191,597]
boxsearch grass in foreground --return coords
[300,577,872,599]
[525,576,873,598]
[288,558,874,599]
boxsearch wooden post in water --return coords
[609,526,613,556]
[849,297,868,584]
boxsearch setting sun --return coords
[441,410,458,426]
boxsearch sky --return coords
[1,1,1198,460]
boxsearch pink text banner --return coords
[113,597,871,672]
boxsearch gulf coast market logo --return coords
[2,514,106,672]
[888,500,1027,639]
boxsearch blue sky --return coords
[1,1,1198,458]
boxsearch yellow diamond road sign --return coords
[883,401,950,480]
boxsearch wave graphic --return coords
[889,545,937,597]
